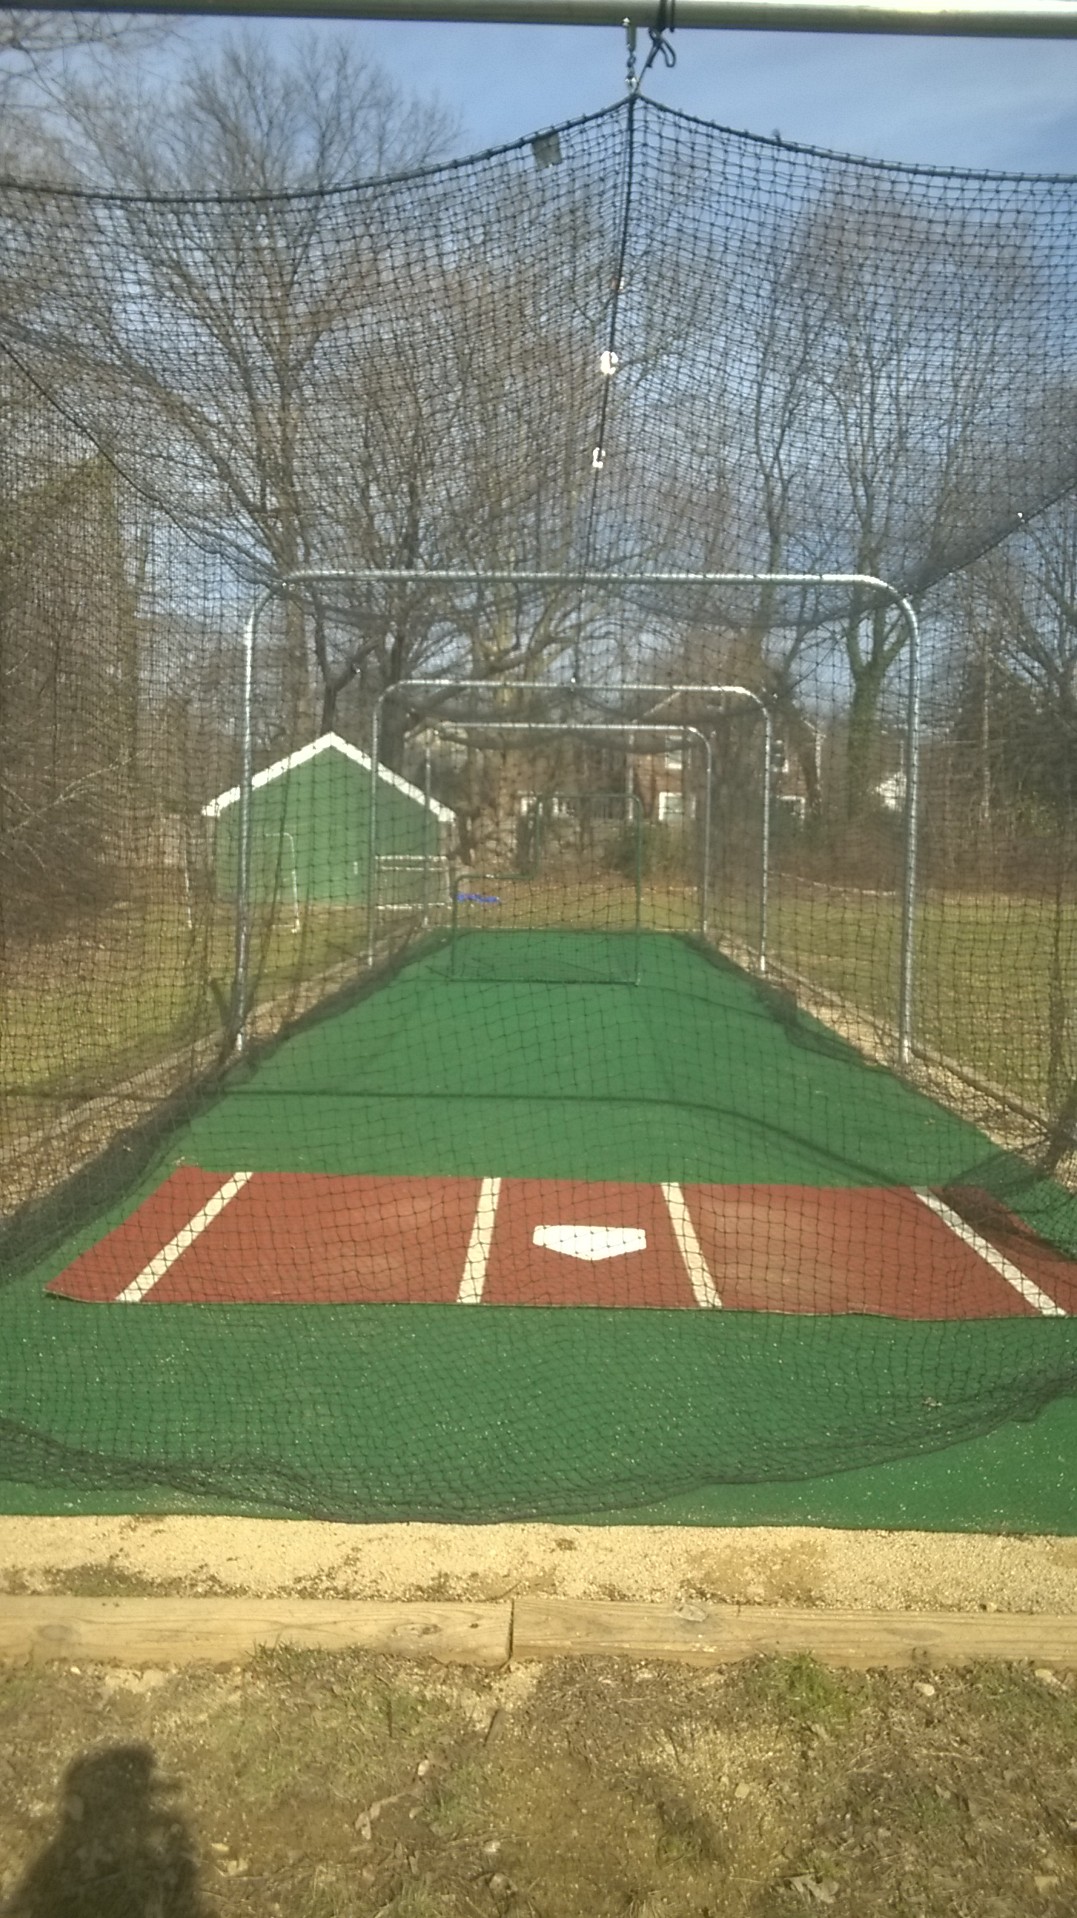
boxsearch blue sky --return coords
[171,15,1077,173]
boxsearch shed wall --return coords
[211,753,444,907]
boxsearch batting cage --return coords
[1,94,1076,1519]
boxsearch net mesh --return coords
[2,96,1076,1519]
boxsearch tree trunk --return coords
[845,662,888,821]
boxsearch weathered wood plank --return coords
[4,1596,1074,1672]
[512,1597,1077,1668]
[0,1597,511,1667]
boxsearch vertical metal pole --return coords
[181,832,193,933]
[422,745,432,930]
[232,599,261,1054]
[281,830,300,935]
[897,597,922,1066]
[367,698,382,968]
[701,734,713,938]
[760,710,773,977]
[628,786,636,982]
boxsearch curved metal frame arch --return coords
[374,680,771,966]
[237,567,920,1061]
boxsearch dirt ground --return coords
[0,1646,1074,1918]
[1,1518,1076,1613]
[1,1522,1076,1914]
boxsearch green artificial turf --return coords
[3,931,1075,1527]
[183,933,1018,1192]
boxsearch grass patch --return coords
[730,883,1077,1111]
[1,1651,1072,1917]
[728,1652,867,1731]
[1,898,367,1116]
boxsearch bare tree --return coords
[0,10,170,103]
[6,31,633,837]
[44,36,459,738]
[0,10,175,175]
[718,177,1043,818]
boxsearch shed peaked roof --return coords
[201,732,455,823]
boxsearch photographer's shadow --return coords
[4,1743,211,1917]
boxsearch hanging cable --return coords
[571,4,676,680]
[573,82,639,680]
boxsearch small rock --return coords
[208,1843,229,1856]
[1034,1875,1061,1895]
[488,1873,512,1896]
[734,1782,751,1802]
[482,1840,502,1858]
[1034,1667,1063,1689]
[914,1682,937,1698]
[415,1758,432,1777]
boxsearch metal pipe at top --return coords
[25,0,1077,34]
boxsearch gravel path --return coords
[1,1517,1075,1612]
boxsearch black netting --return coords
[1,97,1075,1520]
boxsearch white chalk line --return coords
[662,1183,722,1309]
[915,1189,1066,1318]
[115,1172,254,1303]
[456,1176,501,1304]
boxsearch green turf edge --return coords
[585,1392,1077,1533]
[1,1295,1074,1530]
[0,1393,1072,1534]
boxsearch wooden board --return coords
[512,1597,1077,1668]
[2,1595,1075,1671]
[0,1597,511,1668]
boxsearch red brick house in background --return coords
[629,746,696,822]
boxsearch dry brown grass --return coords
[0,1649,1074,1917]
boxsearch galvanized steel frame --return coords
[238,568,920,1063]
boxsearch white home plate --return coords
[532,1224,648,1262]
